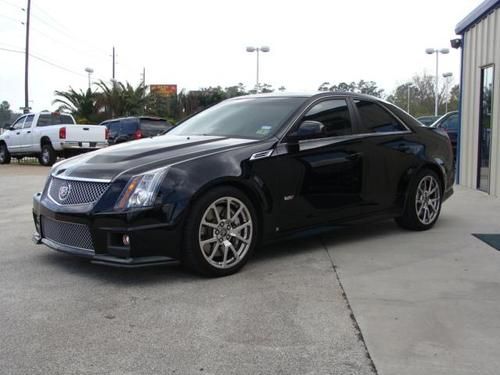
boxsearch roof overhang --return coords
[455,0,500,34]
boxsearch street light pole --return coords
[23,0,31,114]
[442,72,453,113]
[406,83,413,114]
[246,46,270,93]
[425,47,449,116]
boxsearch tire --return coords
[0,143,11,164]
[395,168,442,231]
[39,143,56,166]
[182,186,258,277]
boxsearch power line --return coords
[30,3,109,56]
[0,13,23,24]
[0,46,86,77]
[0,0,23,10]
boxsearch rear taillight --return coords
[134,129,143,139]
[105,127,109,140]
[59,127,66,139]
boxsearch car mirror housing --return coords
[288,120,324,141]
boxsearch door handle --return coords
[346,153,361,161]
[27,131,31,134]
[16,132,20,135]
[396,144,410,152]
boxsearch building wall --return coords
[460,6,500,195]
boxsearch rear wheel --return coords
[0,143,11,164]
[39,143,56,166]
[395,168,442,231]
[182,186,258,277]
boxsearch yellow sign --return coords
[149,84,177,96]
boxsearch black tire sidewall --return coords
[182,186,258,277]
[39,144,56,166]
[0,143,11,164]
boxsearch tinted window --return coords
[23,114,34,129]
[106,121,121,137]
[12,116,25,130]
[302,99,352,137]
[37,113,75,127]
[355,100,406,133]
[443,114,458,130]
[120,119,139,134]
[169,97,306,139]
[140,119,172,137]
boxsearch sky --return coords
[0,0,482,112]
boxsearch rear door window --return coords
[442,114,458,130]
[140,119,172,137]
[354,100,407,133]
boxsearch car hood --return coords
[51,135,258,181]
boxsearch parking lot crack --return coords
[320,237,379,375]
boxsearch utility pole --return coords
[112,46,115,80]
[23,0,31,113]
[142,67,145,86]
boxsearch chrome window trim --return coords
[279,130,412,147]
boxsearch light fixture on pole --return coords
[425,47,449,116]
[406,82,414,114]
[442,72,453,113]
[246,46,270,93]
[84,67,94,90]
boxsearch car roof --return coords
[230,91,385,102]
[101,116,167,124]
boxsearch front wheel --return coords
[395,169,442,231]
[0,143,11,164]
[182,187,258,277]
[39,143,56,166]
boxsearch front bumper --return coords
[32,192,183,267]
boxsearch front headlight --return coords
[115,167,168,210]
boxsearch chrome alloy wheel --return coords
[0,146,5,163]
[42,148,50,164]
[198,196,253,269]
[415,175,441,225]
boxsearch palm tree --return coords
[95,80,147,118]
[52,87,99,123]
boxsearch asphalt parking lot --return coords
[1,164,500,375]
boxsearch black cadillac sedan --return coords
[33,92,454,276]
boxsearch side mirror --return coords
[288,120,324,140]
[8,126,15,131]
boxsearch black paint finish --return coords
[32,92,455,265]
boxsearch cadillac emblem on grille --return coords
[58,182,72,201]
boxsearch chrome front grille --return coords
[41,217,94,252]
[48,177,110,206]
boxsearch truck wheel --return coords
[0,143,11,164]
[39,143,56,166]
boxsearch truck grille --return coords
[48,177,110,206]
[41,217,94,252]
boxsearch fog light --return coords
[122,234,130,246]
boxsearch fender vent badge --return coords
[250,150,273,160]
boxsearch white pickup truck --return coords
[0,111,107,166]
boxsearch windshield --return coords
[168,97,306,139]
